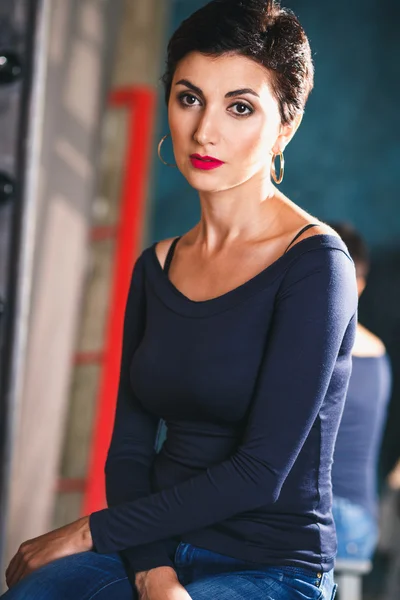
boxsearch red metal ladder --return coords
[57,87,157,515]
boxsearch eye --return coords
[179,93,201,107]
[230,102,254,117]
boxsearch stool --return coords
[334,559,372,600]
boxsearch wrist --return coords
[77,516,93,551]
[135,567,178,591]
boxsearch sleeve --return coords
[99,253,176,574]
[89,247,358,554]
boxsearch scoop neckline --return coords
[146,234,348,318]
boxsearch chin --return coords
[189,178,229,194]
[182,169,232,193]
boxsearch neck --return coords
[196,170,279,249]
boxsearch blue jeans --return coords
[1,542,337,599]
[332,495,378,560]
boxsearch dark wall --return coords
[149,0,400,469]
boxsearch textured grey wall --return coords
[5,0,122,570]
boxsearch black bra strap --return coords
[285,223,319,254]
[163,237,181,274]
[165,227,318,273]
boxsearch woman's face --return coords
[168,51,296,193]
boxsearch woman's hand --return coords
[5,516,93,588]
[135,567,192,600]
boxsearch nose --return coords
[193,107,220,146]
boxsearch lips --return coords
[190,154,225,171]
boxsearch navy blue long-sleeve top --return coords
[332,354,391,516]
[89,234,358,574]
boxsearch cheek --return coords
[169,105,193,148]
[168,106,180,143]
[232,119,276,165]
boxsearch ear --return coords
[272,113,303,154]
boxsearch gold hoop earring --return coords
[158,134,177,168]
[271,151,285,184]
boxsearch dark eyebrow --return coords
[176,79,204,97]
[225,88,259,99]
[176,79,259,99]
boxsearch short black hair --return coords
[329,222,370,279]
[162,0,314,125]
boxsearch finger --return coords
[5,556,15,581]
[7,557,28,589]
[13,562,31,586]
[6,548,32,589]
[5,554,22,588]
[5,550,20,576]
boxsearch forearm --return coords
[119,542,175,579]
[91,452,283,553]
[106,460,177,573]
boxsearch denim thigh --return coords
[186,570,336,600]
[175,543,337,599]
[332,495,378,560]
[0,552,133,600]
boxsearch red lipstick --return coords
[190,154,225,171]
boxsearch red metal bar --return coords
[82,87,156,514]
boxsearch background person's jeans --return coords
[332,495,378,560]
[1,542,337,599]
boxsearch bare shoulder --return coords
[298,221,339,242]
[278,197,340,248]
[154,237,179,270]
[353,323,386,358]
[287,218,340,249]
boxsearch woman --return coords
[329,223,391,562]
[2,1,357,599]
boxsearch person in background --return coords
[329,222,392,562]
